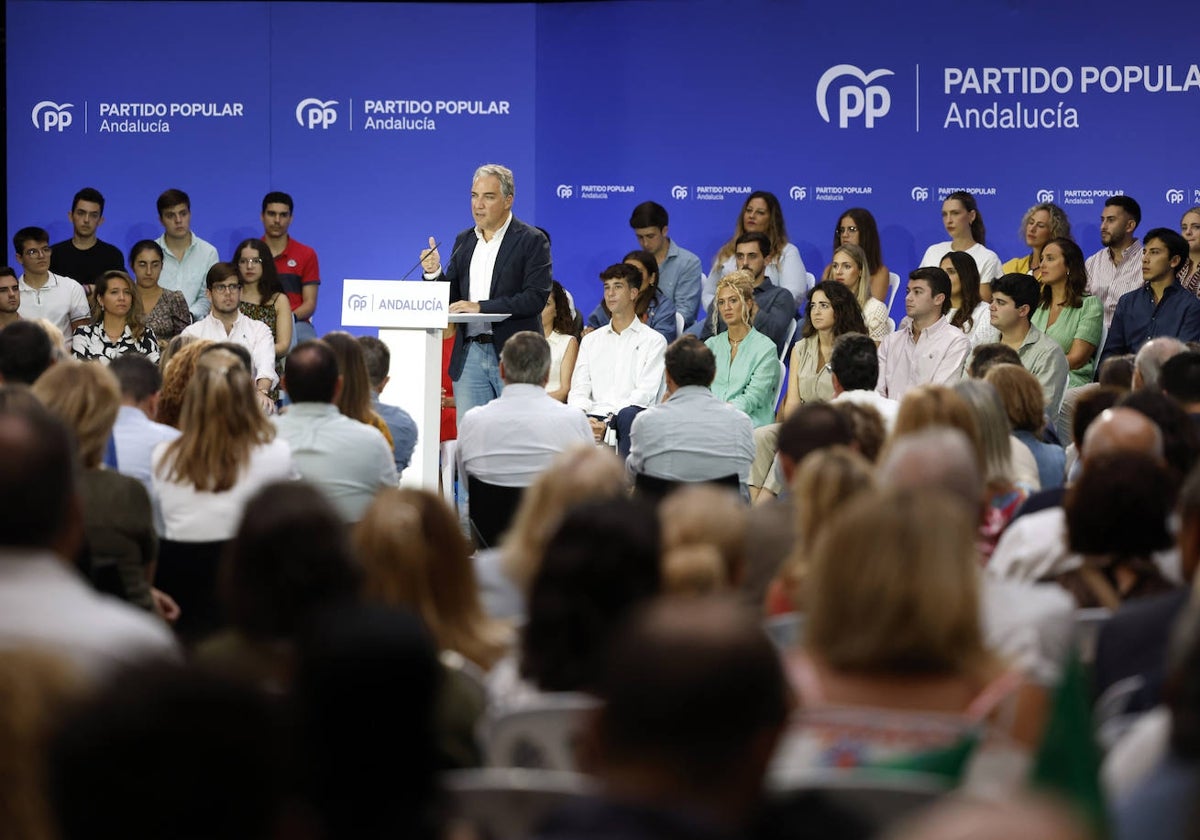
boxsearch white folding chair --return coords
[440,439,458,506]
[806,271,816,294]
[887,272,902,312]
[443,768,598,840]
[484,693,601,771]
[779,317,798,361]
[775,358,788,413]
[673,310,685,340]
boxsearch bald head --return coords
[878,428,983,508]
[1134,337,1187,391]
[1081,407,1164,465]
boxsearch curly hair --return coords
[156,338,213,429]
[800,281,868,340]
[714,271,756,330]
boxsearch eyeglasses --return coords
[23,247,51,258]
[836,225,859,235]
[238,258,263,266]
[211,283,242,294]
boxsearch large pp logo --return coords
[1166,189,1185,205]
[295,98,338,129]
[347,294,369,312]
[911,187,930,201]
[788,186,807,201]
[816,65,894,128]
[555,184,573,199]
[1036,189,1055,203]
[670,185,688,200]
[32,101,74,132]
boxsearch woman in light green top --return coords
[1031,237,1102,388]
[704,271,780,427]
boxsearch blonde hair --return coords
[806,487,993,678]
[777,446,875,609]
[356,488,510,670]
[91,270,148,342]
[322,331,382,427]
[886,385,985,474]
[713,271,757,330]
[832,242,873,310]
[501,445,628,590]
[31,361,121,468]
[159,333,200,372]
[659,485,747,595]
[157,339,213,429]
[157,348,275,492]
[32,318,68,360]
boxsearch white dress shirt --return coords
[568,318,667,415]
[465,212,512,337]
[182,312,279,388]
[458,383,593,487]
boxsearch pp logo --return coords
[1036,189,1055,203]
[31,101,74,132]
[816,65,894,128]
[555,184,573,199]
[347,294,369,312]
[1194,189,1200,203]
[1166,189,1185,205]
[911,187,930,201]
[670,185,688,200]
[788,186,807,201]
[295,98,338,130]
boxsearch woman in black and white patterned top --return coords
[71,270,160,365]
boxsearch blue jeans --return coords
[453,340,504,424]
[293,319,317,344]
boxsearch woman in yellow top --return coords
[1001,202,1072,278]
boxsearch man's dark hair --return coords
[13,227,49,254]
[1067,451,1174,557]
[664,335,716,389]
[991,273,1040,319]
[262,191,294,213]
[1099,354,1136,389]
[777,403,853,466]
[0,321,54,385]
[629,201,668,230]
[734,231,771,257]
[600,261,643,291]
[1163,353,1200,405]
[1072,386,1125,447]
[204,261,240,291]
[0,266,16,280]
[108,355,162,403]
[155,189,190,216]
[1106,195,1142,227]
[967,343,1022,379]
[500,330,552,385]
[284,340,339,403]
[357,335,390,390]
[71,187,105,214]
[1121,389,1200,487]
[908,266,953,315]
[829,333,878,392]
[1144,228,1189,274]
[0,397,76,548]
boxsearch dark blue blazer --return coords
[433,216,552,380]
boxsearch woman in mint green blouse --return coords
[704,271,781,427]
[1031,238,1102,388]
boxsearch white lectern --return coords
[340,279,508,490]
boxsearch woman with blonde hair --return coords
[985,364,1065,490]
[356,487,511,671]
[659,484,747,596]
[704,270,780,427]
[708,190,808,299]
[155,338,212,429]
[320,331,393,447]
[475,445,627,620]
[32,362,159,613]
[71,270,160,365]
[828,243,889,340]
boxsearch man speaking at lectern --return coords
[420,164,552,421]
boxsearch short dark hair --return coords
[0,321,54,385]
[356,335,390,389]
[71,187,105,214]
[629,201,668,230]
[1163,353,1200,404]
[1144,228,1189,273]
[600,262,643,291]
[1072,386,1125,447]
[204,262,239,290]
[1099,354,1136,389]
[262,191,293,213]
[284,340,340,403]
[0,266,16,281]
[967,343,1022,379]
[991,273,1040,319]
[1106,195,1142,227]
[777,403,852,466]
[108,355,162,402]
[1121,389,1200,486]
[0,397,77,548]
[908,266,953,314]
[664,335,716,388]
[156,189,190,216]
[128,239,163,267]
[500,330,552,385]
[830,333,879,392]
[13,227,49,254]
[734,231,771,256]
[1067,451,1173,556]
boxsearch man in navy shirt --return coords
[1100,228,1200,366]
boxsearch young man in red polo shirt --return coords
[261,191,320,342]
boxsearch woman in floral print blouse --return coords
[71,270,160,365]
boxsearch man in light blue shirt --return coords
[108,355,181,535]
[630,201,702,326]
[275,340,398,521]
[357,335,419,475]
[154,188,219,321]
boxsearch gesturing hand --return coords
[420,236,441,275]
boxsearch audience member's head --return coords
[157,338,213,428]
[1134,337,1188,391]
[829,332,878,394]
[33,319,69,361]
[830,400,886,462]
[664,334,716,390]
[499,330,551,386]
[355,487,509,671]
[158,333,199,373]
[889,385,985,475]
[0,396,80,554]
[109,354,163,412]
[1119,389,1199,484]
[1161,352,1200,409]
[1176,463,1200,584]
[1081,406,1164,465]
[984,363,1046,435]
[31,362,121,470]
[1098,353,1136,389]
[907,266,953,316]
[283,340,339,404]
[356,335,391,393]
[877,428,984,514]
[1071,387,1125,448]
[520,497,660,693]
[966,343,1021,379]
[321,331,377,425]
[776,402,853,481]
[990,273,1039,327]
[953,379,1018,486]
[659,486,747,595]
[0,320,54,385]
[1066,452,1174,561]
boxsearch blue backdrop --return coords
[8,0,1200,326]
